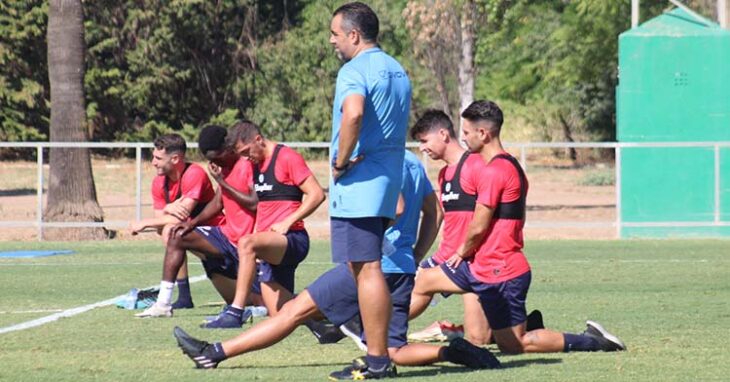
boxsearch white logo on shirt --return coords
[258,174,265,183]
[441,192,460,202]
[445,182,452,192]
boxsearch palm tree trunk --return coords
[45,0,107,240]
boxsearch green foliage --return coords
[0,0,49,150]
[3,0,709,156]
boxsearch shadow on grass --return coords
[499,357,562,368]
[222,358,562,375]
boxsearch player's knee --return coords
[237,235,257,258]
[497,341,525,355]
[465,333,491,346]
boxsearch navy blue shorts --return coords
[331,217,389,263]
[420,257,452,299]
[440,261,531,330]
[195,226,239,280]
[257,229,309,293]
[306,264,413,348]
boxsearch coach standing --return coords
[328,2,411,378]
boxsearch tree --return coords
[0,1,48,159]
[45,0,106,240]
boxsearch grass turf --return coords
[0,239,729,381]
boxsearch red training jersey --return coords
[469,152,531,283]
[151,163,224,226]
[219,157,257,245]
[253,145,313,232]
[432,153,483,264]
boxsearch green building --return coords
[617,7,730,237]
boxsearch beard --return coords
[335,49,349,63]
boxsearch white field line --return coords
[0,274,208,335]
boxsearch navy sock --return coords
[226,305,244,319]
[365,354,391,372]
[563,333,600,352]
[206,342,228,362]
[175,278,191,301]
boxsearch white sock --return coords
[231,304,244,310]
[158,281,175,305]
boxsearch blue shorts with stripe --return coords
[306,263,413,348]
[440,261,531,330]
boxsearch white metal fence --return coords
[1,140,728,240]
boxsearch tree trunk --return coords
[457,0,476,115]
[45,0,107,240]
[456,0,477,143]
[558,112,578,163]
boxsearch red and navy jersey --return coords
[253,144,312,232]
[431,153,483,263]
[469,152,530,283]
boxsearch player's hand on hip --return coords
[269,221,291,235]
[332,155,364,181]
[446,253,465,269]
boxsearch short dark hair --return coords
[333,2,379,42]
[461,100,504,135]
[410,109,456,140]
[198,125,228,155]
[225,120,262,148]
[153,134,186,155]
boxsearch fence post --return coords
[36,145,44,241]
[136,146,142,222]
[615,145,622,239]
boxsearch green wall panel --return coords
[621,147,715,222]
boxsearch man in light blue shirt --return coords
[328,1,411,378]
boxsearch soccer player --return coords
[328,2,411,376]
[202,120,325,328]
[172,150,502,376]
[409,100,626,354]
[136,125,258,318]
[129,133,224,309]
[405,110,493,345]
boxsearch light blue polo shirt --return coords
[330,47,411,219]
[381,150,434,275]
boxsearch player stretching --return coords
[202,120,325,328]
[172,151,502,377]
[410,100,626,354]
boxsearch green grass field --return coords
[1,239,729,381]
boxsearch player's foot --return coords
[172,299,194,310]
[200,306,251,329]
[328,357,397,380]
[173,326,220,369]
[304,319,346,344]
[443,337,502,369]
[339,317,366,351]
[526,309,544,331]
[407,320,464,342]
[134,302,172,318]
[584,320,626,351]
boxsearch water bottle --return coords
[245,305,268,318]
